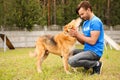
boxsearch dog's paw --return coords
[37,69,42,73]
[66,71,72,74]
[29,51,37,57]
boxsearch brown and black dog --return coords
[30,18,82,74]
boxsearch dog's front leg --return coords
[62,55,71,74]
[37,56,43,73]
[36,51,45,73]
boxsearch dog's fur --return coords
[30,18,82,74]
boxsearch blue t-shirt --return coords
[82,16,104,57]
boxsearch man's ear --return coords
[87,8,91,12]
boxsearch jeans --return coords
[68,49,100,68]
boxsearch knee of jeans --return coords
[68,57,76,67]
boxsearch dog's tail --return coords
[29,51,37,58]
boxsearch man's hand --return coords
[68,28,78,37]
[69,29,85,44]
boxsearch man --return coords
[68,1,104,75]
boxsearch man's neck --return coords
[89,13,94,20]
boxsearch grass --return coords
[0,45,120,80]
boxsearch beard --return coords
[82,13,91,20]
[82,15,91,20]
[82,17,89,20]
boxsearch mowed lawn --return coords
[0,45,120,80]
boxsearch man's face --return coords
[78,8,90,20]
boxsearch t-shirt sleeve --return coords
[90,20,101,31]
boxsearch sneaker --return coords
[91,61,102,75]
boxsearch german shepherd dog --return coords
[30,18,82,74]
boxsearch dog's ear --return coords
[74,17,82,27]
[63,25,68,32]
[63,24,74,33]
[68,20,75,25]
[63,17,82,33]
[63,20,75,32]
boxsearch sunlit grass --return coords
[0,45,120,80]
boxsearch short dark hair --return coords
[76,1,92,14]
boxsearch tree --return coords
[110,0,120,26]
[53,0,56,24]
[13,0,43,30]
[47,0,50,26]
[0,0,4,27]
[0,0,120,31]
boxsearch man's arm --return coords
[69,29,100,45]
[76,33,85,44]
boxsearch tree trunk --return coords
[53,0,56,25]
[106,0,110,26]
[3,0,6,28]
[48,0,50,26]
[62,0,67,25]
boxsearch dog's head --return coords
[63,18,82,34]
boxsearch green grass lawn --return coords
[0,45,120,80]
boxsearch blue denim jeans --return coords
[68,49,100,68]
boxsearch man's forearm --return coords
[75,33,84,44]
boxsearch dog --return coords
[30,18,82,74]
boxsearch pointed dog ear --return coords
[63,17,82,33]
[63,24,74,33]
[74,17,82,27]
[63,24,68,32]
